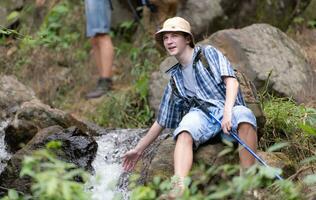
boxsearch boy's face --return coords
[163,32,190,56]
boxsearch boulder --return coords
[143,0,306,41]
[4,99,99,153]
[145,137,294,181]
[0,0,24,28]
[204,23,316,103]
[177,0,224,39]
[0,125,97,195]
[0,75,37,119]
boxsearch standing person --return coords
[122,17,258,197]
[85,0,114,99]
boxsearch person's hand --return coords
[122,149,142,172]
[221,110,232,134]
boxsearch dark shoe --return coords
[85,78,112,99]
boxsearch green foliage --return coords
[91,89,154,128]
[1,141,91,200]
[261,95,316,162]
[130,164,303,200]
[92,34,160,128]
[34,2,79,49]
[263,97,307,134]
[19,1,81,51]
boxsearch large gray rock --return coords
[175,0,306,40]
[177,0,223,39]
[146,137,294,181]
[0,75,37,119]
[4,99,99,153]
[204,23,316,103]
[0,125,97,195]
[150,24,315,113]
[0,0,23,27]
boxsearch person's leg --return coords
[174,131,193,178]
[161,131,193,199]
[237,122,258,168]
[86,34,113,98]
[91,34,113,78]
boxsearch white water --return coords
[86,129,144,200]
[0,120,11,173]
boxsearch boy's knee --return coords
[177,131,193,144]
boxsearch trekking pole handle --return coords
[207,112,283,181]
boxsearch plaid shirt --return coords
[157,45,246,128]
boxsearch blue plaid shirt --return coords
[157,45,246,128]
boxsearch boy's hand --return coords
[122,149,142,171]
[221,110,232,134]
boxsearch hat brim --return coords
[155,29,195,48]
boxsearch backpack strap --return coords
[198,46,215,79]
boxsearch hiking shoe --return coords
[85,78,112,99]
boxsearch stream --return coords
[0,126,151,200]
[85,129,146,200]
[0,120,11,174]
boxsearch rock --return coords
[142,0,305,40]
[145,137,295,182]
[0,125,97,195]
[177,0,223,39]
[0,0,24,27]
[4,99,99,153]
[257,151,295,177]
[149,56,177,115]
[0,75,37,119]
[146,137,237,181]
[204,23,316,103]
[142,0,180,35]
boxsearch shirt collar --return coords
[164,46,202,75]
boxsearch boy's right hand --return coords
[122,149,142,172]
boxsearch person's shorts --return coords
[173,105,257,148]
[85,0,112,37]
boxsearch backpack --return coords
[171,46,266,139]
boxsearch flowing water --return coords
[0,126,163,200]
[0,120,11,174]
[86,129,147,200]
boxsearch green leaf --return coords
[207,189,231,199]
[7,189,19,200]
[217,147,233,157]
[303,174,316,185]
[300,156,316,165]
[6,11,20,22]
[267,142,289,152]
[61,182,71,200]
[299,123,316,136]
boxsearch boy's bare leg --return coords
[170,131,193,197]
[174,131,193,177]
[238,123,258,168]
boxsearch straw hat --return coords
[155,17,195,48]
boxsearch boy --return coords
[123,17,257,196]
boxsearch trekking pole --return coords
[207,112,284,181]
